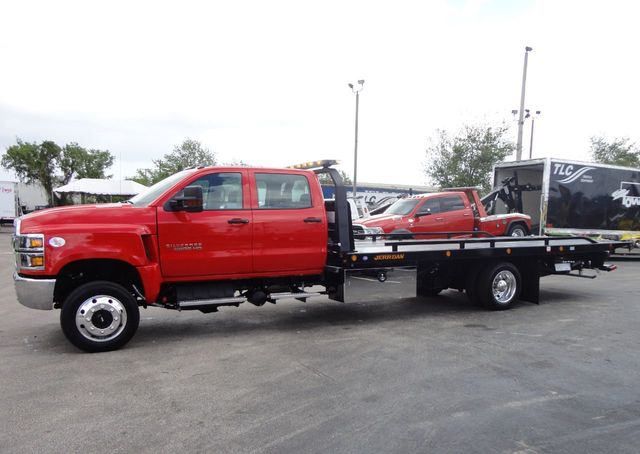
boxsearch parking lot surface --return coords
[1,234,639,454]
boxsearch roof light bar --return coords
[288,160,339,170]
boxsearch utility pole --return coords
[516,46,533,161]
[348,80,364,197]
[529,110,541,159]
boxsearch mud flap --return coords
[520,272,540,304]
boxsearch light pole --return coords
[516,46,533,161]
[528,110,541,159]
[348,80,364,197]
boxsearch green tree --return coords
[424,124,515,194]
[132,139,217,185]
[59,142,114,184]
[222,159,252,167]
[590,136,640,168]
[1,139,114,205]
[317,170,352,185]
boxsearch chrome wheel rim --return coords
[510,228,525,237]
[492,270,517,304]
[75,295,127,342]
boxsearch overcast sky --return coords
[1,0,639,186]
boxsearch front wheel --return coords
[60,281,140,353]
[391,229,414,240]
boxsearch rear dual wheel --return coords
[60,281,140,353]
[466,262,521,310]
[507,224,528,237]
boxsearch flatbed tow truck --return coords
[13,160,622,352]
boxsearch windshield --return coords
[128,170,197,207]
[385,198,421,216]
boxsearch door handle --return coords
[436,217,444,221]
[463,213,470,216]
[228,218,250,224]
[304,217,322,223]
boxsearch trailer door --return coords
[491,164,544,234]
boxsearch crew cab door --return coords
[157,170,253,277]
[410,194,474,235]
[438,194,474,232]
[249,170,326,274]
[410,197,445,236]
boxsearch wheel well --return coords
[507,221,529,234]
[54,259,143,306]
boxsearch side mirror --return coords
[416,209,432,217]
[168,185,203,212]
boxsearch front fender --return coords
[42,225,153,276]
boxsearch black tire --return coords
[507,223,528,237]
[60,281,140,353]
[477,262,521,310]
[391,229,413,240]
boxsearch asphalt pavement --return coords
[1,232,639,454]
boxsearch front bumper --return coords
[13,273,56,310]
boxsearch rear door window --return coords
[255,173,312,209]
[439,195,466,212]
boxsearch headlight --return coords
[13,233,45,271]
[15,235,44,249]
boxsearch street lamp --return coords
[528,110,541,159]
[516,46,533,161]
[348,79,364,197]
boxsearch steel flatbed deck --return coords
[339,235,621,267]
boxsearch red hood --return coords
[356,212,406,229]
[18,203,157,235]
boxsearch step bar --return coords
[178,291,322,308]
[268,291,323,302]
[179,296,246,308]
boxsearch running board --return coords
[179,296,246,308]
[178,291,322,309]
[268,291,323,302]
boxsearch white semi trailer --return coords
[0,181,19,224]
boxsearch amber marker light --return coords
[351,255,357,262]
[29,238,44,248]
[31,256,44,267]
[446,251,452,257]
[506,248,512,254]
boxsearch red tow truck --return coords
[353,188,531,238]
[13,160,621,352]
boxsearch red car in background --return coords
[353,188,531,238]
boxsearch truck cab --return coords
[13,164,334,352]
[149,167,328,277]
